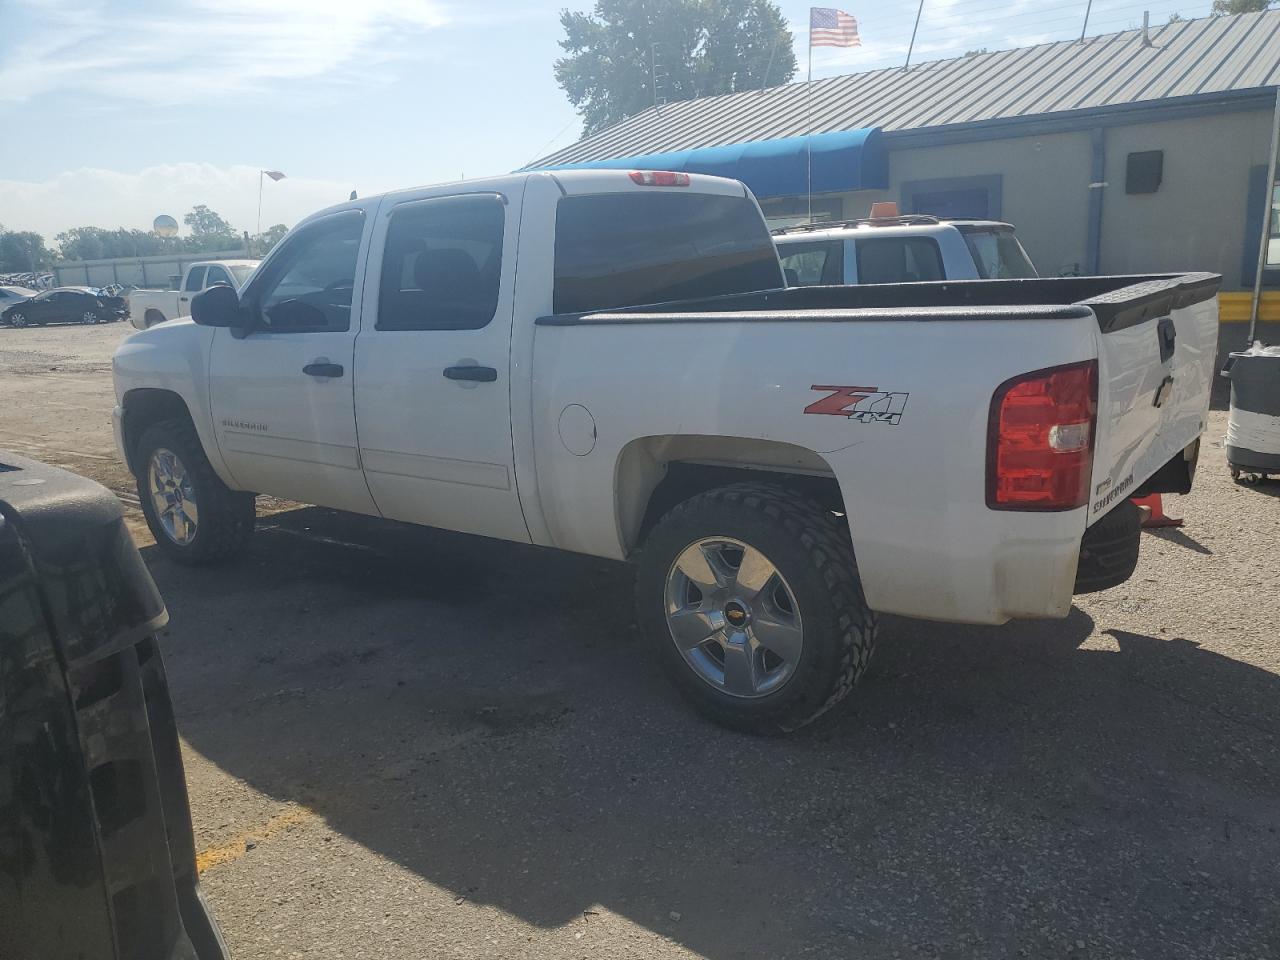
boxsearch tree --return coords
[964,47,990,56]
[252,224,289,256]
[556,0,797,137]
[0,226,53,273]
[183,204,239,251]
[1210,0,1274,14]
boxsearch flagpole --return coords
[905,0,924,71]
[807,11,814,223]
[256,170,264,238]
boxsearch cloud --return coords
[0,163,369,239]
[0,0,451,105]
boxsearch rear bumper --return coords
[852,509,1084,625]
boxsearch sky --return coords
[0,0,1216,242]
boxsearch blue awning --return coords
[537,128,887,198]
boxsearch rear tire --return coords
[134,419,256,564]
[636,482,878,735]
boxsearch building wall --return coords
[802,106,1274,289]
[1098,108,1274,289]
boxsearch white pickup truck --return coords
[128,260,258,330]
[112,170,1219,733]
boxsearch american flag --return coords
[810,7,860,48]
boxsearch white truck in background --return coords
[112,170,1219,734]
[128,260,258,330]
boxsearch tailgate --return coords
[1086,274,1220,523]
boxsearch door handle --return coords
[303,361,344,378]
[444,365,497,382]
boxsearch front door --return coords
[353,189,529,542]
[208,208,378,515]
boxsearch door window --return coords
[377,195,505,331]
[251,213,364,333]
[205,265,233,287]
[855,237,944,284]
[184,267,207,292]
[778,240,843,286]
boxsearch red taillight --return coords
[987,360,1098,511]
[629,170,690,186]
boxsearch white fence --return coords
[52,249,250,290]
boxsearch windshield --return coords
[230,264,256,285]
[961,228,1038,279]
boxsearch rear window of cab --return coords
[552,192,783,314]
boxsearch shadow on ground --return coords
[153,507,1280,959]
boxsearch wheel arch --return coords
[119,388,198,475]
[615,435,848,556]
[143,309,166,328]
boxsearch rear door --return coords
[353,188,530,543]
[1088,281,1219,521]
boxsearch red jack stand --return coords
[1131,493,1183,528]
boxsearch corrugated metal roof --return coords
[534,10,1280,167]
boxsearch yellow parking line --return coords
[195,806,317,874]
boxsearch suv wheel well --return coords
[121,389,195,474]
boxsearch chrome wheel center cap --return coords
[723,599,751,629]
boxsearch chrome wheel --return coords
[148,447,199,545]
[9,313,27,328]
[664,537,803,698]
[82,311,99,324]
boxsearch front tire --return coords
[636,482,878,735]
[8,312,28,328]
[135,419,256,564]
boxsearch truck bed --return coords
[530,271,1221,624]
[537,273,1221,331]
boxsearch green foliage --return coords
[963,47,989,56]
[252,224,289,256]
[556,0,797,137]
[0,226,54,273]
[183,204,239,249]
[1210,0,1274,14]
[51,206,247,261]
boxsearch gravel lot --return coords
[2,322,1278,959]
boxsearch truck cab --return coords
[128,260,259,330]
[773,215,1038,287]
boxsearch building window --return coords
[1269,181,1280,270]
[1242,165,1280,287]
[901,175,1003,220]
[1125,151,1164,194]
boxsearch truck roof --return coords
[295,169,752,230]
[772,216,1015,243]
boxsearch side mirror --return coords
[191,284,244,329]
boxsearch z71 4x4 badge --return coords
[804,385,909,424]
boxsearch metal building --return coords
[532,10,1280,328]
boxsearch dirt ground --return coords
[2,322,1278,959]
